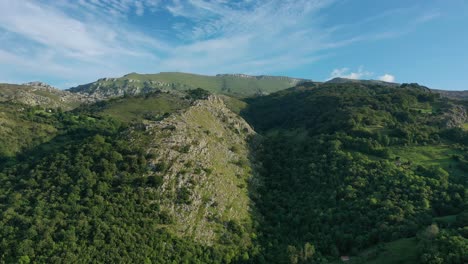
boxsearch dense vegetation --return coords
[0,82,466,263]
[243,83,467,263]
[0,103,57,158]
[0,92,254,263]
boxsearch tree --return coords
[287,245,299,264]
[302,242,315,261]
[421,224,439,240]
[18,256,31,264]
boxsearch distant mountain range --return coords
[326,77,400,87]
[1,73,466,110]
[65,72,468,101]
[68,72,312,98]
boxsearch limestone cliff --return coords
[132,95,257,245]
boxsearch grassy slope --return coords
[0,90,191,159]
[332,238,419,264]
[89,93,190,123]
[389,145,465,178]
[220,95,249,114]
[71,72,303,97]
[0,103,57,157]
[433,215,457,225]
[126,72,302,95]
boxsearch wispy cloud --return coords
[63,0,161,17]
[158,0,335,74]
[0,0,166,84]
[329,67,372,80]
[0,0,442,88]
[0,1,111,57]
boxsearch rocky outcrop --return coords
[132,95,256,245]
[23,81,57,90]
[441,105,467,128]
[0,83,91,109]
[67,79,173,100]
[433,89,468,100]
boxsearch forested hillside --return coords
[243,83,467,263]
[0,89,258,263]
[0,80,466,263]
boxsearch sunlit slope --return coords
[69,72,310,98]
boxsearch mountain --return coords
[0,82,88,109]
[326,77,400,87]
[242,81,467,263]
[432,89,468,100]
[326,77,468,100]
[0,75,467,263]
[68,72,311,99]
[0,89,259,263]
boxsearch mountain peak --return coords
[216,73,311,82]
[326,77,399,87]
[23,81,57,90]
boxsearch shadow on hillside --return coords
[1,127,116,172]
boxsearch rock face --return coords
[23,81,56,90]
[133,95,256,245]
[69,79,171,101]
[68,72,312,99]
[433,89,468,100]
[441,105,467,128]
[0,82,93,109]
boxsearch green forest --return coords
[243,83,467,263]
[0,92,255,263]
[0,83,466,263]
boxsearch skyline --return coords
[0,0,467,90]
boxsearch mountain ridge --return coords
[67,72,313,99]
[2,72,466,105]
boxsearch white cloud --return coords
[329,67,372,80]
[157,0,338,74]
[378,74,396,82]
[0,0,440,88]
[0,1,109,57]
[0,0,167,85]
[0,0,337,84]
[166,0,332,41]
[329,68,396,82]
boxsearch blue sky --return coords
[0,0,467,90]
